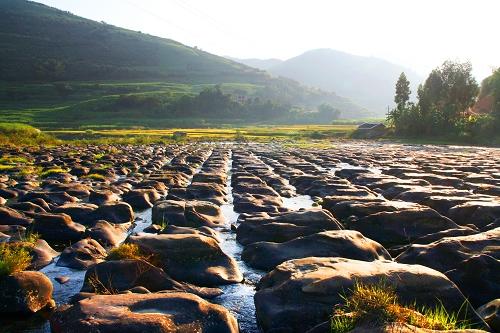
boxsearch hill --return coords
[233,49,423,115]
[226,57,284,70]
[0,0,368,128]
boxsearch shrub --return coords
[0,243,32,276]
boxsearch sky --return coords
[36,0,499,81]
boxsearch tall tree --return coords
[394,72,411,109]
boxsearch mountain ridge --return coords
[231,48,423,114]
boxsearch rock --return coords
[397,228,500,307]
[448,201,500,230]
[233,193,283,213]
[242,230,391,271]
[347,207,459,246]
[0,271,54,314]
[91,202,134,224]
[31,213,86,243]
[28,239,60,269]
[236,209,343,245]
[8,201,47,214]
[0,206,33,226]
[187,182,228,205]
[85,220,131,247]
[160,225,221,242]
[123,188,161,210]
[152,200,225,228]
[0,225,26,240]
[50,292,238,333]
[88,189,120,205]
[325,199,422,220]
[82,259,222,298]
[477,299,500,333]
[255,257,481,332]
[411,227,479,245]
[55,276,70,284]
[52,203,98,224]
[57,238,107,270]
[18,191,78,205]
[128,233,243,286]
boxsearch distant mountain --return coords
[226,57,284,70]
[232,49,423,115]
[0,0,368,120]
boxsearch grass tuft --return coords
[0,243,32,276]
[330,280,472,332]
[40,168,67,178]
[82,173,107,181]
[107,243,146,261]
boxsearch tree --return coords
[387,73,412,129]
[418,60,478,131]
[394,72,411,109]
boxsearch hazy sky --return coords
[36,0,499,81]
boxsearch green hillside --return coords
[0,0,368,128]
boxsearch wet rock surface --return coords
[0,142,497,332]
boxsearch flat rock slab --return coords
[242,230,391,271]
[50,292,238,333]
[255,257,482,332]
[128,233,243,286]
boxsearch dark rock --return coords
[0,271,54,314]
[242,230,391,271]
[57,238,107,269]
[50,292,238,333]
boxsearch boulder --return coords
[233,193,283,213]
[31,213,86,243]
[88,189,120,205]
[448,201,500,230]
[85,220,131,247]
[123,188,161,210]
[128,233,242,286]
[91,202,134,224]
[152,200,225,228]
[81,259,222,298]
[28,239,59,269]
[0,206,33,226]
[57,238,107,270]
[477,299,500,333]
[0,271,54,314]
[255,257,482,332]
[397,228,500,307]
[52,203,98,224]
[348,207,459,246]
[242,230,391,271]
[237,209,343,245]
[50,292,238,333]
[160,225,221,242]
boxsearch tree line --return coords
[114,86,342,124]
[388,61,500,142]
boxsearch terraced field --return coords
[0,142,498,332]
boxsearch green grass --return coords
[82,173,107,181]
[330,281,472,332]
[106,243,147,261]
[40,167,67,178]
[0,243,32,276]
[0,122,59,146]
